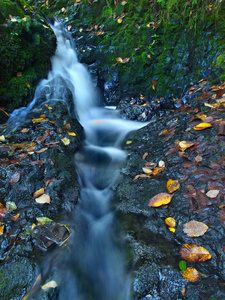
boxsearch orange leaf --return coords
[165,217,176,228]
[33,188,45,198]
[183,220,209,237]
[148,193,173,207]
[133,174,151,180]
[152,79,157,90]
[21,128,28,133]
[166,179,180,193]
[182,267,200,282]
[180,244,212,262]
[152,166,165,175]
[11,213,20,221]
[193,122,212,131]
[179,141,195,151]
[0,203,7,220]
[0,224,4,236]
[142,152,148,160]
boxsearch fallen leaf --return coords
[21,128,28,133]
[117,18,123,23]
[142,152,148,160]
[158,160,165,168]
[152,166,165,175]
[195,154,203,163]
[148,193,173,207]
[133,174,151,180]
[64,123,71,129]
[35,147,48,153]
[206,189,220,198]
[36,217,53,225]
[33,188,45,198]
[182,267,200,282]
[11,213,20,221]
[152,79,157,90]
[0,135,5,142]
[126,140,132,145]
[61,137,70,146]
[32,118,48,123]
[183,220,209,237]
[168,227,175,233]
[35,194,51,204]
[179,260,187,273]
[6,201,17,211]
[0,204,7,220]
[193,122,212,130]
[41,280,58,290]
[179,141,195,151]
[0,224,4,235]
[142,167,153,174]
[180,244,212,262]
[166,179,180,193]
[10,172,21,185]
[165,217,176,228]
[67,132,76,136]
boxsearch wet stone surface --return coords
[0,100,84,299]
[113,81,225,299]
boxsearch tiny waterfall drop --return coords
[8,23,147,299]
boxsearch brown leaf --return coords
[180,244,212,262]
[142,152,148,160]
[195,154,203,163]
[133,174,151,180]
[182,267,200,282]
[183,220,209,237]
[10,172,21,185]
[35,147,48,154]
[30,160,45,166]
[166,179,180,193]
[148,193,173,207]
[196,189,212,207]
[0,203,7,220]
[11,213,20,221]
[165,144,180,156]
[21,128,28,133]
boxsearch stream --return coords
[6,22,147,299]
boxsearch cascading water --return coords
[6,23,147,299]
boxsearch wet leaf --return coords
[35,194,51,204]
[166,179,180,193]
[180,244,212,262]
[64,123,71,129]
[41,280,58,290]
[67,132,76,136]
[0,224,4,235]
[11,213,20,221]
[195,154,203,163]
[10,172,21,185]
[21,128,28,133]
[36,217,53,224]
[33,188,45,198]
[148,193,173,207]
[206,189,220,198]
[165,217,176,228]
[152,166,165,175]
[44,103,52,109]
[142,152,148,160]
[182,267,200,282]
[179,141,195,151]
[6,201,17,211]
[133,174,151,180]
[32,118,48,123]
[117,18,123,23]
[0,135,5,142]
[152,79,157,90]
[61,137,70,146]
[168,227,175,232]
[0,203,7,220]
[142,167,153,174]
[183,220,209,237]
[35,147,48,153]
[193,122,212,131]
[179,260,187,273]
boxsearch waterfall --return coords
[6,22,147,299]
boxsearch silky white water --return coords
[10,23,147,299]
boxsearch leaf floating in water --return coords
[148,193,173,207]
[193,122,212,131]
[180,244,212,262]
[61,137,70,146]
[182,267,200,282]
[41,280,58,290]
[166,179,180,193]
[183,220,209,237]
[35,194,51,204]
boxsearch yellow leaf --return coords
[183,220,209,237]
[152,166,164,175]
[35,194,51,204]
[61,137,70,146]
[165,217,176,228]
[33,188,45,198]
[25,82,30,88]
[193,123,212,131]
[0,225,4,236]
[182,267,200,282]
[166,179,180,193]
[180,244,212,262]
[11,213,20,221]
[32,118,48,123]
[117,18,123,23]
[126,140,132,145]
[0,135,5,142]
[195,113,207,121]
[67,132,76,136]
[41,280,58,290]
[168,227,175,233]
[179,141,194,151]
[148,193,173,207]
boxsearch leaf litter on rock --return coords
[180,244,212,262]
[183,220,209,237]
[148,193,173,207]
